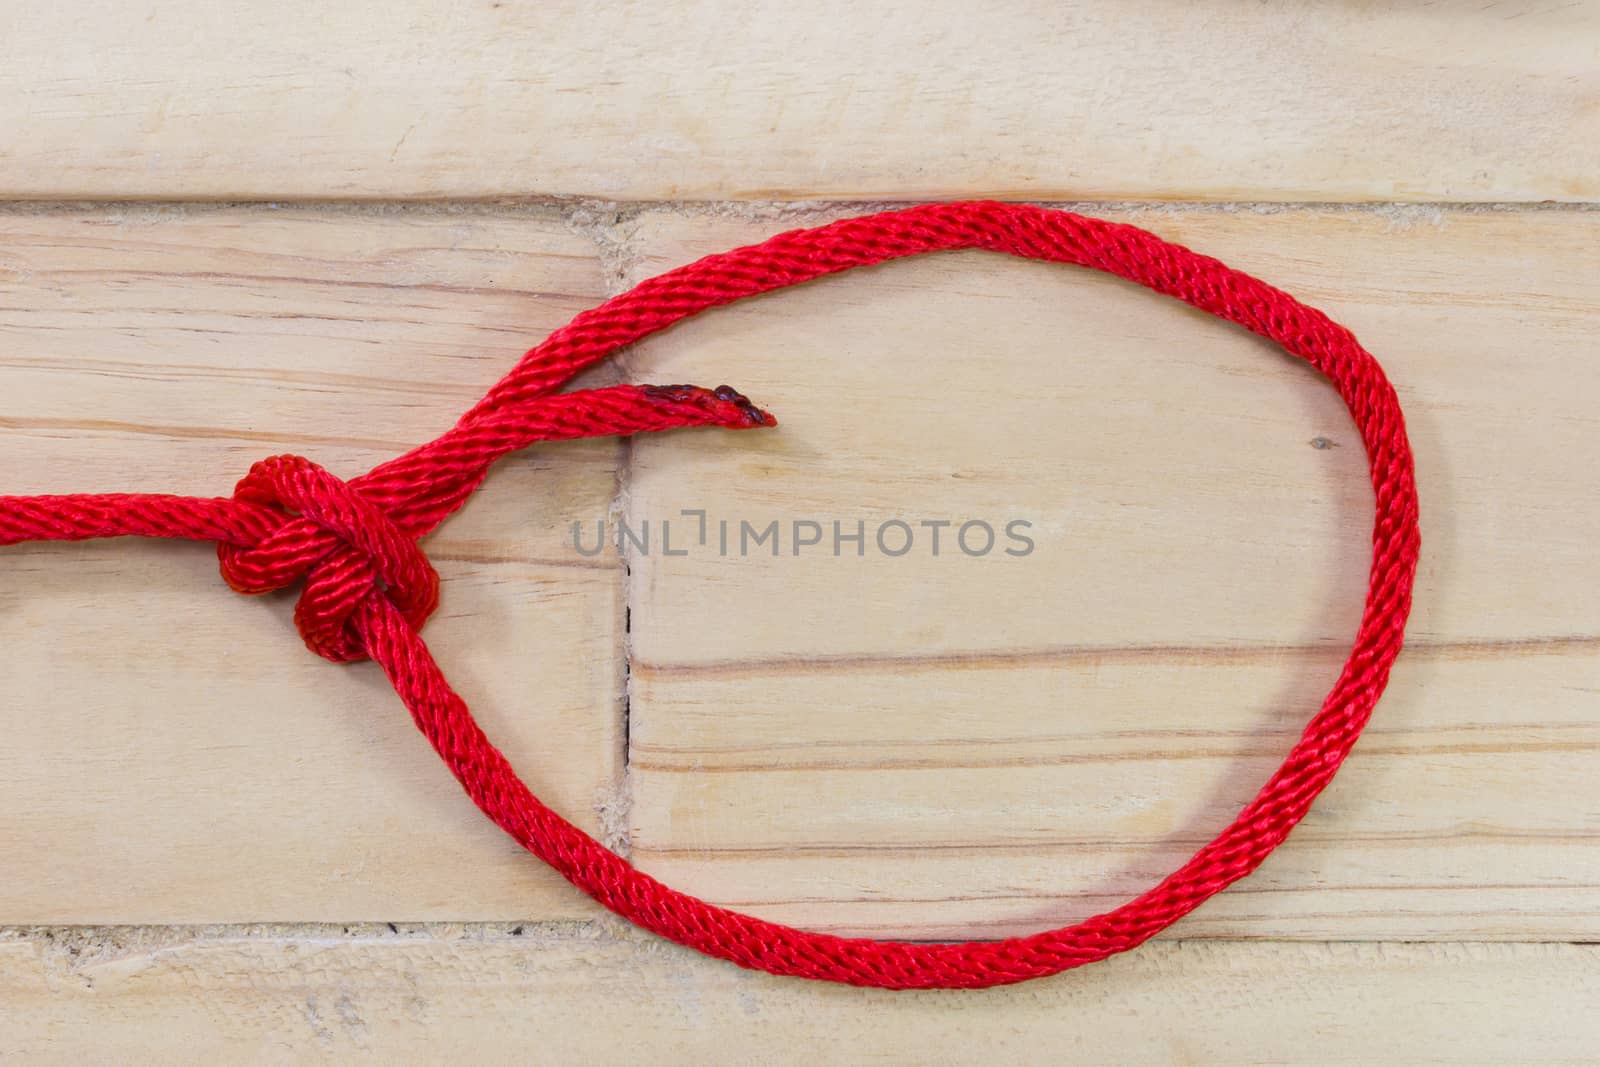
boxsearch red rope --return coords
[0,202,1419,989]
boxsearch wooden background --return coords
[1,2,1597,1063]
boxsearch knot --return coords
[217,455,439,662]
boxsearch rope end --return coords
[712,384,779,428]
[641,383,778,429]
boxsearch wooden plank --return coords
[2,3,1597,202]
[0,206,632,922]
[0,930,1595,1064]
[619,206,1600,940]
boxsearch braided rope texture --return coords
[0,202,1419,989]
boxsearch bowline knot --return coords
[217,454,439,662]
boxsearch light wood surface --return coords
[3,3,1599,1061]
[0,207,631,922]
[2,928,1596,1065]
[2,2,1597,201]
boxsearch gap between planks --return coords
[5,921,1596,962]
[1,198,1599,221]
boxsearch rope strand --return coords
[0,202,1419,988]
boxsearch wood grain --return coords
[619,206,1600,940]
[2,2,1597,202]
[0,206,634,922]
[1,928,1595,1064]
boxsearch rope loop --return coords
[1,202,1421,988]
[218,454,439,662]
